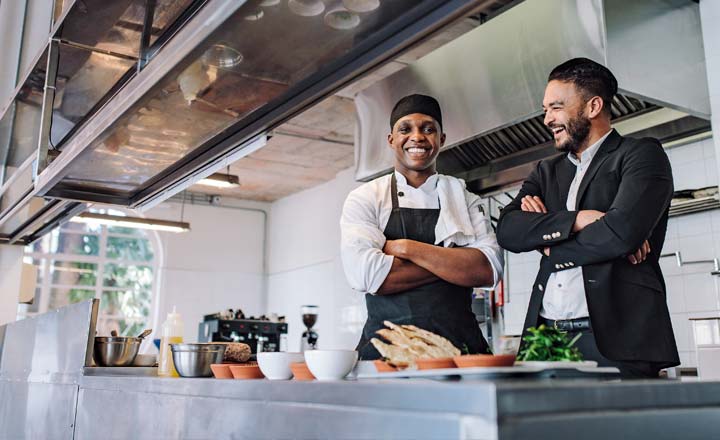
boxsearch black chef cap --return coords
[389,94,443,130]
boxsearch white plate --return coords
[514,361,598,368]
[356,363,617,380]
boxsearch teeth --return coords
[552,127,564,134]
[407,148,426,154]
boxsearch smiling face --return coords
[543,80,592,154]
[388,113,445,178]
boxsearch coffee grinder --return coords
[301,305,319,351]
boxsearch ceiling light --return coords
[70,212,190,233]
[202,43,244,69]
[195,172,240,188]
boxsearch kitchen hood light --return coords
[70,212,191,233]
[196,172,241,188]
[202,44,244,69]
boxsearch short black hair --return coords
[548,58,618,117]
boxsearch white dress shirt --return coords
[540,130,612,320]
[340,171,504,294]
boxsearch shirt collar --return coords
[567,129,612,167]
[394,170,439,193]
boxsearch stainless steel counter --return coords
[3,301,720,439]
[71,374,720,440]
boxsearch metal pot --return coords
[170,343,227,377]
[94,337,142,367]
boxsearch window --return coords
[19,211,161,337]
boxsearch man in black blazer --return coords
[497,58,679,378]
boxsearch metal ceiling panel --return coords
[35,0,484,208]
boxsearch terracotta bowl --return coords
[210,363,233,379]
[453,354,516,368]
[289,362,315,381]
[373,360,398,372]
[229,362,265,380]
[416,357,456,370]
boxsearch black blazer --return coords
[497,129,679,366]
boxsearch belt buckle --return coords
[553,319,559,330]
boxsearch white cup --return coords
[304,350,358,381]
[257,352,305,380]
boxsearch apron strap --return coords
[390,172,408,239]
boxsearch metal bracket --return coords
[660,251,720,276]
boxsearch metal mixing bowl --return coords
[170,343,227,377]
[94,337,142,367]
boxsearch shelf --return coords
[669,194,720,217]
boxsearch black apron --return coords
[355,173,491,360]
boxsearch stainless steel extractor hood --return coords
[28,0,490,209]
[354,0,711,193]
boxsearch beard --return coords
[553,110,591,154]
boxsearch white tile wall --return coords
[0,245,24,325]
[665,275,685,314]
[683,273,719,313]
[266,168,365,351]
[146,201,270,341]
[497,137,720,368]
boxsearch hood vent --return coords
[446,92,658,169]
[354,0,711,187]
[28,0,486,209]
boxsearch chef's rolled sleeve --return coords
[340,190,393,294]
[465,190,504,289]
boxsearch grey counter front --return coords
[2,301,720,440]
[73,375,720,440]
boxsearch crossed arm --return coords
[496,140,672,268]
[520,195,650,264]
[340,185,499,296]
[376,240,493,295]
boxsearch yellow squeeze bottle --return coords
[158,307,184,377]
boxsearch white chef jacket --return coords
[340,170,504,294]
[540,130,612,320]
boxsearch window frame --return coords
[20,217,162,336]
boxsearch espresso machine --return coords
[198,310,288,353]
[300,305,318,351]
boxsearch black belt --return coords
[539,316,592,332]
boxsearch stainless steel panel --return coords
[77,375,497,417]
[83,366,157,377]
[36,0,251,199]
[18,0,54,80]
[56,0,196,59]
[72,375,720,440]
[50,42,137,147]
[0,381,78,440]
[501,407,720,440]
[37,0,472,205]
[355,0,710,182]
[0,48,48,186]
[354,0,605,180]
[0,195,46,236]
[605,0,710,119]
[0,299,98,384]
[74,387,470,440]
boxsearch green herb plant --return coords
[516,324,584,362]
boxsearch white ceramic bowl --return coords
[304,350,358,381]
[257,352,305,380]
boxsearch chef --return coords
[340,94,504,359]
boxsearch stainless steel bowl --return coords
[170,343,227,377]
[94,337,142,367]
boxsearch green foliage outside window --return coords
[23,222,156,337]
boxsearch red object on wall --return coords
[495,280,504,307]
